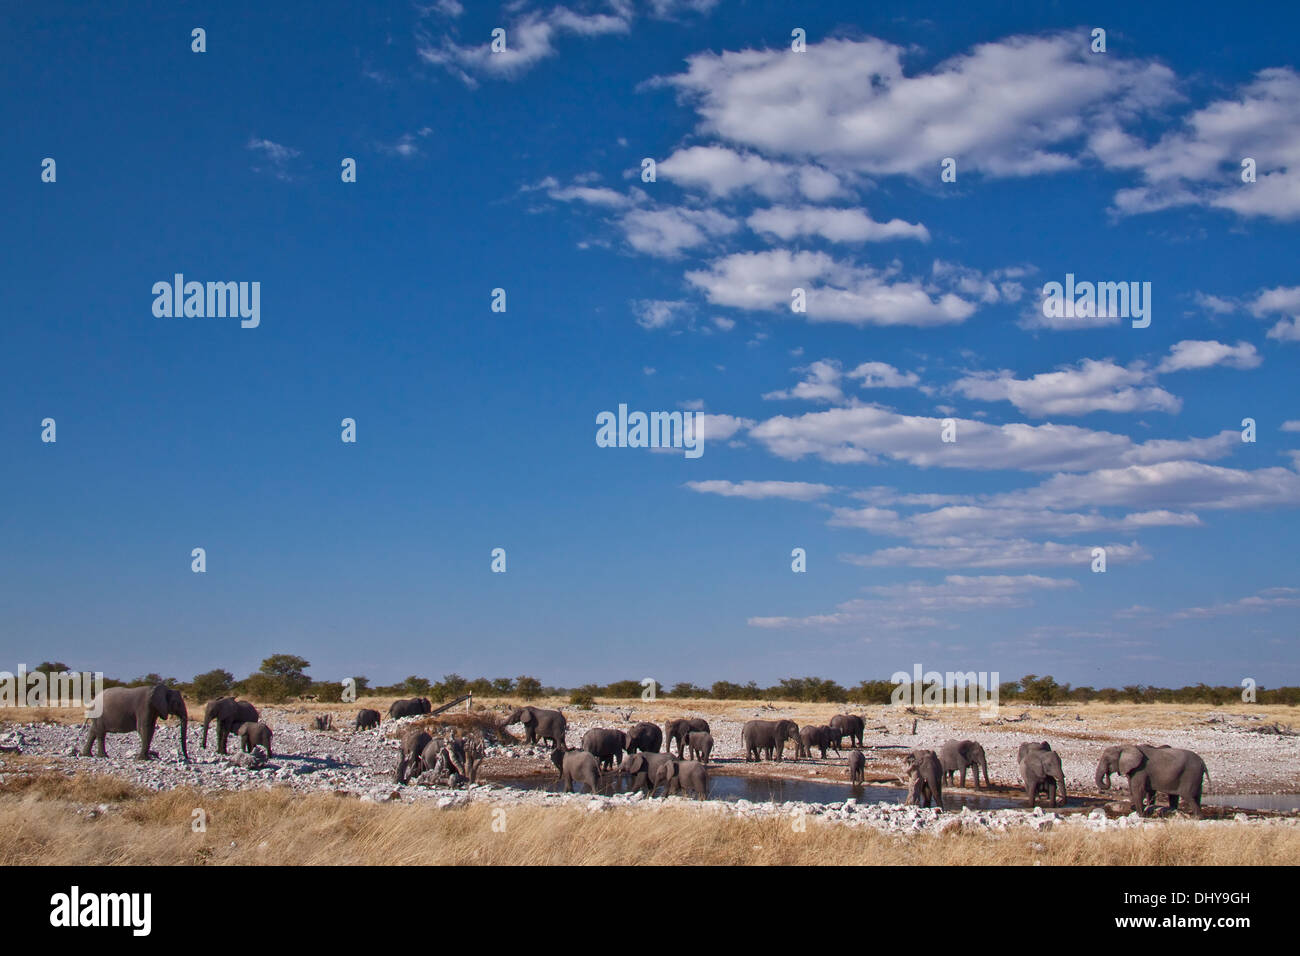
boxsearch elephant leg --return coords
[1168,793,1180,813]
[136,720,155,760]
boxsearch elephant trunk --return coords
[177,702,189,761]
[1096,764,1111,790]
[1053,772,1066,807]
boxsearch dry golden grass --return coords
[1,772,1296,866]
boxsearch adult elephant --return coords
[663,718,710,758]
[829,714,865,748]
[81,684,189,761]
[201,696,259,755]
[552,748,601,793]
[1096,745,1209,817]
[504,706,567,747]
[625,721,663,754]
[581,728,628,770]
[939,739,990,789]
[903,749,943,809]
[354,708,382,731]
[1017,741,1051,762]
[394,730,434,784]
[237,721,273,758]
[1019,746,1067,808]
[687,731,714,764]
[742,719,799,762]
[619,751,677,797]
[652,759,708,799]
[389,698,428,719]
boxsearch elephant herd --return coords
[77,688,273,760]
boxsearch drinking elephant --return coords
[940,739,990,788]
[552,748,601,793]
[1019,746,1066,808]
[581,728,628,770]
[798,724,840,760]
[625,721,663,754]
[201,696,259,755]
[687,731,714,763]
[903,749,943,809]
[664,718,710,758]
[237,721,273,758]
[388,697,431,719]
[354,708,382,731]
[829,714,865,748]
[620,751,677,796]
[742,719,799,762]
[394,730,434,784]
[651,758,708,799]
[1095,744,1209,817]
[81,684,189,761]
[846,749,865,784]
[504,706,567,747]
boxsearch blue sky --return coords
[2,1,1298,689]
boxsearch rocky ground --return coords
[2,698,1297,837]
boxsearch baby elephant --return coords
[237,721,273,758]
[312,714,334,731]
[846,749,866,784]
[552,747,601,794]
[687,731,713,764]
[354,708,382,731]
[652,759,708,799]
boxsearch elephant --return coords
[939,739,990,789]
[846,749,866,784]
[651,759,708,799]
[903,749,943,809]
[80,684,189,761]
[237,721,273,757]
[742,719,800,762]
[798,724,840,759]
[552,747,601,794]
[394,730,434,784]
[504,706,567,747]
[625,721,663,754]
[619,751,677,796]
[687,731,714,763]
[354,708,382,731]
[201,696,259,755]
[1017,741,1051,762]
[1019,747,1067,808]
[388,697,431,719]
[1095,744,1209,817]
[664,718,710,758]
[581,728,628,770]
[829,714,865,748]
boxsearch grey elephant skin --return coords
[504,706,567,747]
[687,731,714,763]
[742,719,799,762]
[829,714,865,748]
[625,721,663,754]
[1096,744,1209,817]
[394,730,434,784]
[620,751,676,796]
[798,724,839,759]
[940,739,990,788]
[664,718,710,758]
[1017,741,1051,762]
[846,749,865,784]
[1019,746,1066,807]
[237,721,273,758]
[388,697,431,719]
[202,696,259,754]
[652,758,708,799]
[903,749,943,808]
[581,728,628,770]
[81,684,189,761]
[552,748,601,793]
[354,708,381,731]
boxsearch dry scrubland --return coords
[2,770,1299,866]
[4,696,1299,865]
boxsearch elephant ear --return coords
[1118,747,1146,775]
[150,683,172,717]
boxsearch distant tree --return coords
[849,680,896,704]
[710,680,749,700]
[669,682,705,698]
[603,679,643,698]
[569,685,598,709]
[1022,675,1061,705]
[441,674,468,697]
[257,654,312,699]
[400,675,432,696]
[490,677,515,694]
[350,676,370,694]
[34,662,71,675]
[191,669,235,701]
[515,676,542,699]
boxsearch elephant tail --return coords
[1202,764,1211,787]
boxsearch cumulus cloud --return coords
[1156,340,1261,373]
[658,146,843,201]
[619,206,738,257]
[684,480,833,500]
[952,359,1181,416]
[762,359,922,403]
[746,205,929,243]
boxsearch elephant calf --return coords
[903,749,943,809]
[354,708,382,731]
[1019,746,1066,808]
[687,731,713,764]
[798,724,839,760]
[395,730,434,784]
[652,759,708,800]
[846,749,866,784]
[237,721,273,758]
[620,751,676,797]
[552,748,601,794]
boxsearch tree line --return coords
[27,660,1299,707]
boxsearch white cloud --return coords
[619,206,738,257]
[684,480,833,501]
[1156,340,1261,373]
[746,205,928,243]
[631,299,691,330]
[841,539,1150,569]
[763,359,922,403]
[658,146,842,201]
[952,359,1181,416]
